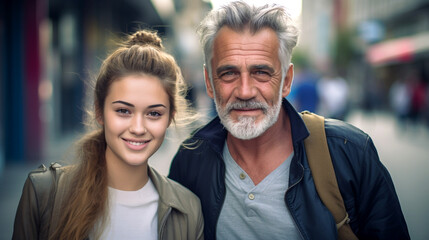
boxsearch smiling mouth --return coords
[124,139,150,145]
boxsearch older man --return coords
[169,1,409,239]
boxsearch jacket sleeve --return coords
[354,137,410,239]
[12,176,40,240]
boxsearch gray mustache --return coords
[226,100,269,114]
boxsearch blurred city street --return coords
[1,110,429,239]
[2,0,429,239]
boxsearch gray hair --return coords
[197,0,300,81]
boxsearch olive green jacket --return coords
[13,163,204,240]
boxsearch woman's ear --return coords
[169,111,176,126]
[96,107,104,125]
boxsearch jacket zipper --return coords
[158,207,172,240]
[285,161,306,240]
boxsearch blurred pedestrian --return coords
[13,30,203,240]
[290,64,320,113]
[317,70,349,120]
[168,1,409,239]
[410,79,427,123]
[389,78,411,128]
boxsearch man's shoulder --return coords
[324,118,370,149]
[177,117,227,156]
[191,117,227,139]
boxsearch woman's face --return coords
[101,74,171,170]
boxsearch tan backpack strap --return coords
[301,111,358,240]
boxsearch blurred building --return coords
[299,0,335,71]
[299,0,429,112]
[0,0,181,172]
[351,0,429,112]
[0,0,214,173]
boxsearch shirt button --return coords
[248,193,255,200]
[239,173,246,180]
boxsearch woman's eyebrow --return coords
[148,104,167,109]
[112,100,134,107]
[112,101,166,109]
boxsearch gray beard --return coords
[215,96,283,140]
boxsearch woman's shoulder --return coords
[28,163,72,181]
[27,163,74,193]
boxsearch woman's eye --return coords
[148,111,162,118]
[116,108,130,115]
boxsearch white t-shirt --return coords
[99,179,159,240]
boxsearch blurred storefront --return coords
[298,0,429,121]
[0,0,169,169]
[358,0,429,124]
[360,1,429,102]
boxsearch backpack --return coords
[301,111,359,240]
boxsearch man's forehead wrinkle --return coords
[221,41,273,51]
[216,43,275,58]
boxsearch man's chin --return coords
[223,120,265,140]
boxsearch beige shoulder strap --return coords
[301,111,358,240]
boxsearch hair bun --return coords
[125,30,164,49]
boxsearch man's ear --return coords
[204,65,215,99]
[282,64,294,98]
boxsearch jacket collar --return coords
[192,98,310,154]
[148,166,188,214]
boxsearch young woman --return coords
[13,30,204,240]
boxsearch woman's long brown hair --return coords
[50,129,108,239]
[49,29,198,240]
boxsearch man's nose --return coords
[236,73,257,100]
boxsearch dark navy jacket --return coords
[169,100,410,240]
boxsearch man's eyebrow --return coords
[250,64,275,73]
[112,100,134,107]
[216,65,237,75]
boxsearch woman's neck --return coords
[105,152,149,191]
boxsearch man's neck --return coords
[226,109,293,185]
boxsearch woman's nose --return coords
[129,115,146,135]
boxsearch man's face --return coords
[205,26,293,140]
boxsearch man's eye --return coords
[219,71,238,81]
[255,70,270,75]
[252,70,271,81]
